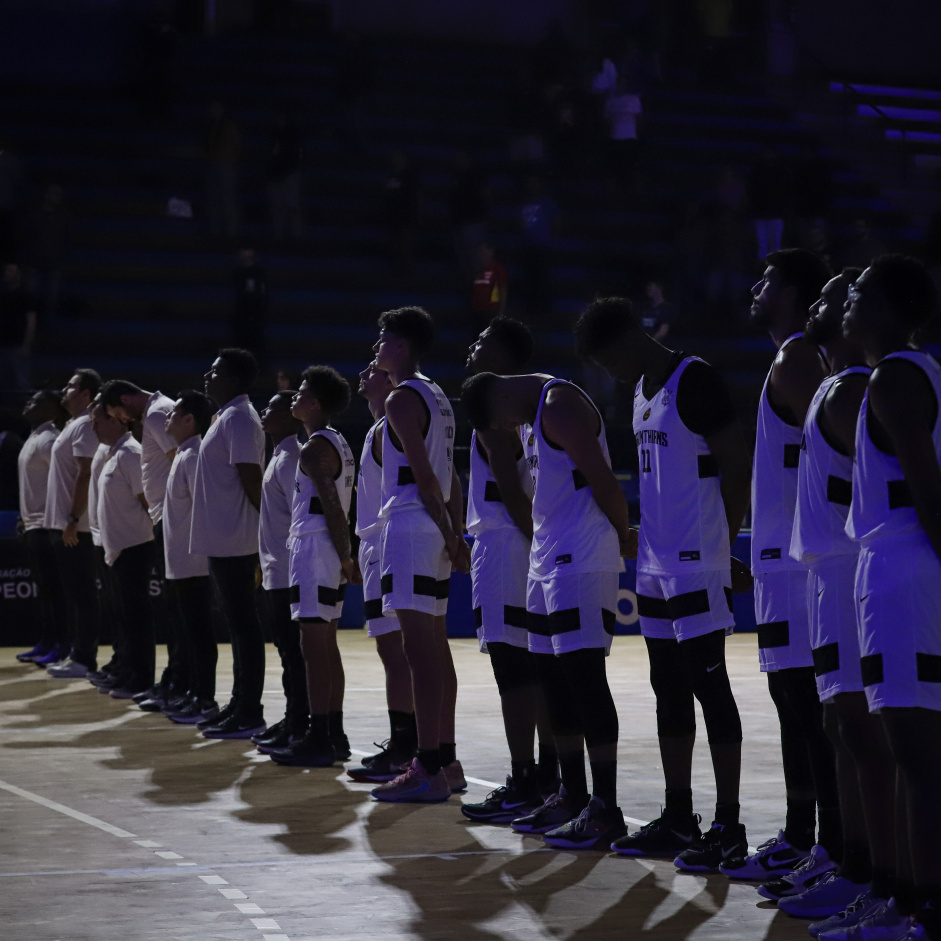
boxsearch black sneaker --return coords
[543,796,628,850]
[253,718,286,746]
[461,775,543,824]
[202,714,265,740]
[331,730,351,761]
[674,821,748,872]
[269,735,336,767]
[347,742,412,782]
[198,700,234,730]
[511,787,584,835]
[611,811,702,857]
[167,698,219,725]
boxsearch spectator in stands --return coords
[637,280,677,341]
[747,146,792,259]
[0,262,37,405]
[518,176,560,320]
[469,243,508,335]
[276,367,302,392]
[603,80,643,191]
[384,150,421,284]
[204,101,241,238]
[840,217,888,270]
[0,141,24,260]
[23,183,71,330]
[232,248,268,367]
[266,113,304,241]
[448,150,490,286]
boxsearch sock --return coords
[838,843,872,886]
[715,801,741,827]
[538,741,559,778]
[309,714,329,740]
[439,742,456,767]
[895,880,919,917]
[389,710,416,753]
[511,759,539,796]
[871,868,896,900]
[417,747,442,776]
[665,787,694,819]
[589,758,617,808]
[558,751,588,806]
[817,804,844,863]
[328,710,344,736]
[784,798,816,851]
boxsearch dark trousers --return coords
[265,586,308,728]
[112,541,156,693]
[153,523,189,693]
[210,554,264,720]
[174,575,217,700]
[50,530,100,668]
[95,545,121,671]
[24,527,67,646]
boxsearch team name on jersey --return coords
[634,429,669,447]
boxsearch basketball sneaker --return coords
[269,734,336,768]
[331,730,351,761]
[511,787,582,835]
[371,758,451,804]
[720,829,809,880]
[779,871,870,919]
[758,845,837,901]
[674,820,748,872]
[543,796,627,851]
[461,775,543,824]
[347,745,412,783]
[823,899,912,941]
[611,810,702,857]
[810,891,884,939]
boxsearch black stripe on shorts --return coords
[504,605,528,628]
[861,653,884,687]
[724,586,733,612]
[637,593,670,620]
[318,585,339,607]
[757,621,790,649]
[364,598,384,621]
[668,588,710,620]
[289,584,300,604]
[381,573,393,596]
[916,653,941,683]
[812,642,840,676]
[473,606,483,628]
[413,575,438,597]
[527,612,552,636]
[436,578,450,600]
[549,606,581,635]
[602,608,616,635]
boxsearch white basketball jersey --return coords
[466,426,534,536]
[790,366,870,563]
[632,356,729,576]
[752,334,812,574]
[529,379,620,580]
[290,427,355,538]
[848,350,941,545]
[355,417,384,540]
[379,375,454,517]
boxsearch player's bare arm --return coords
[235,462,263,512]
[479,426,533,540]
[819,373,869,459]
[446,465,471,573]
[768,339,827,425]
[704,421,752,589]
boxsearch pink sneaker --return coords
[443,760,466,792]
[371,758,451,803]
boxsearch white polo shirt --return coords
[141,391,177,526]
[98,432,153,565]
[190,394,265,558]
[163,435,209,580]
[259,435,300,590]
[17,421,60,531]
[87,443,110,548]
[43,409,98,532]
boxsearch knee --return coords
[691,671,742,744]
[489,643,537,698]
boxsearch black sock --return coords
[511,759,540,796]
[558,751,588,806]
[715,801,741,827]
[389,710,416,753]
[871,867,895,900]
[417,748,441,776]
[817,804,843,863]
[589,758,617,807]
[665,788,694,819]
[439,742,456,767]
[784,798,816,851]
[839,843,872,885]
[328,710,344,736]
[538,741,559,776]
[309,714,330,740]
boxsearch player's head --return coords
[466,317,534,376]
[166,389,215,444]
[205,348,258,405]
[91,394,126,445]
[99,379,146,423]
[23,388,68,428]
[461,372,532,432]
[805,267,862,346]
[574,296,645,385]
[373,306,435,371]
[293,365,351,424]
[843,254,938,348]
[751,249,831,329]
[358,360,394,409]
[62,368,102,417]
[260,389,301,441]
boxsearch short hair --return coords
[301,365,351,417]
[840,266,864,284]
[486,317,534,370]
[461,372,500,431]
[33,388,68,414]
[377,306,435,357]
[271,389,297,408]
[573,297,641,360]
[217,348,258,394]
[73,368,102,397]
[766,248,832,313]
[175,390,215,437]
[99,379,144,410]
[865,253,938,329]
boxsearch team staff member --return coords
[44,368,102,678]
[190,349,266,740]
[15,390,68,665]
[575,296,752,872]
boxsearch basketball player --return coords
[162,391,219,724]
[253,390,308,752]
[191,349,267,740]
[345,362,418,783]
[44,368,102,678]
[369,306,468,803]
[574,297,752,870]
[842,255,941,941]
[270,366,357,767]
[747,249,843,899]
[461,318,559,823]
[461,369,632,850]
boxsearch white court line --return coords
[0,778,136,839]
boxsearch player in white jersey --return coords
[780,270,899,929]
[843,255,941,941]
[252,390,308,753]
[575,296,753,871]
[749,249,844,898]
[345,362,419,784]
[15,390,68,665]
[369,306,469,804]
[44,368,103,679]
[462,369,634,850]
[270,366,358,768]
[461,318,560,824]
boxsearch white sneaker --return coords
[47,657,90,679]
[779,872,869,918]
[720,828,809,880]
[810,891,885,939]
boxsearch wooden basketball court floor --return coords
[1,633,815,941]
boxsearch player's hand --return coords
[341,557,362,586]
[619,528,639,559]
[730,555,753,593]
[62,522,79,548]
[448,535,472,574]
